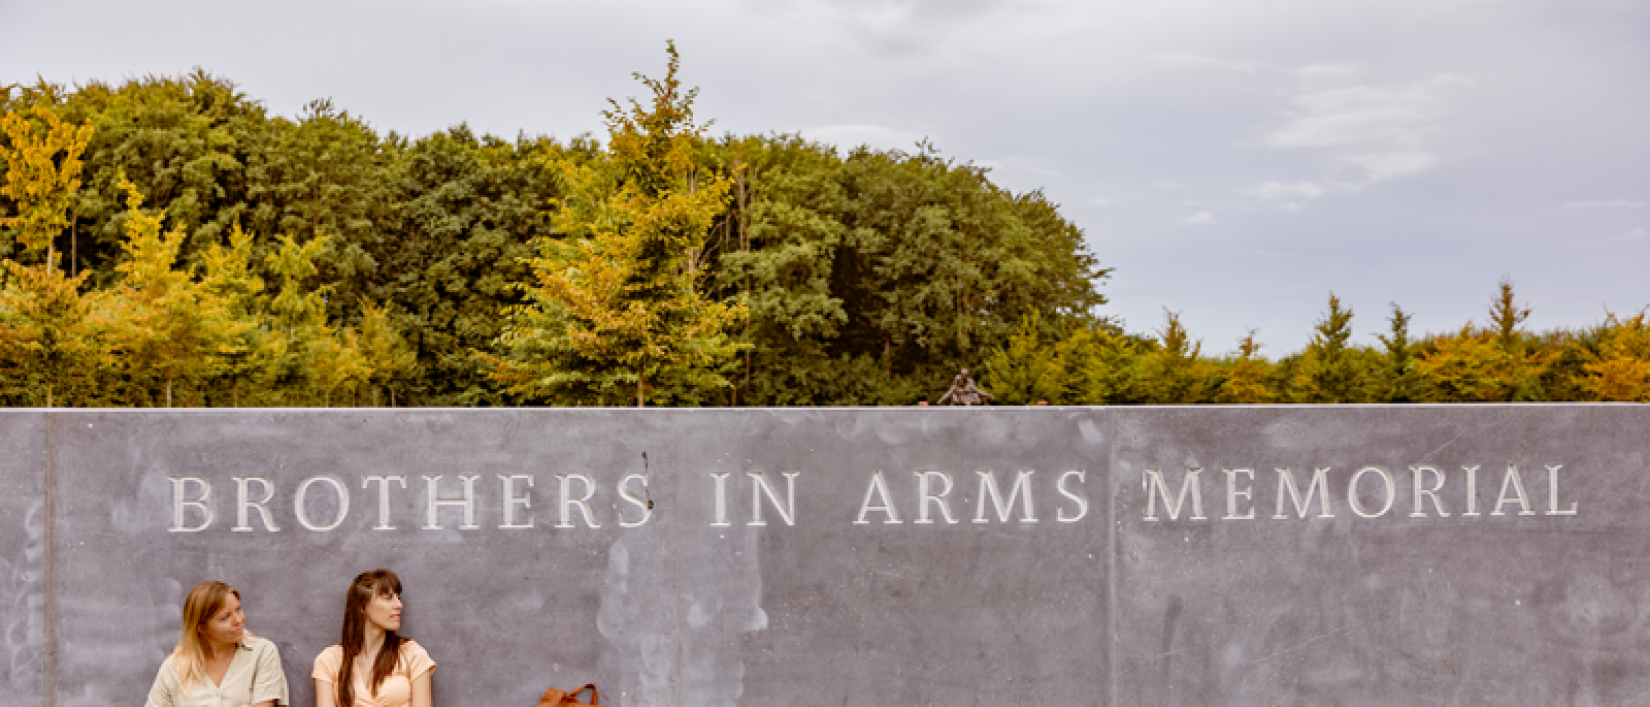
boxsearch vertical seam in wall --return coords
[42,411,57,707]
[1107,407,1118,707]
[672,419,683,707]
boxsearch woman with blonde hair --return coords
[145,580,289,707]
[313,569,434,707]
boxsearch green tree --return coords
[1139,309,1216,404]
[1069,325,1148,404]
[1219,329,1274,404]
[355,299,419,406]
[1375,303,1424,402]
[1292,293,1369,403]
[710,134,852,404]
[3,73,268,283]
[486,42,746,406]
[1488,276,1530,350]
[981,311,1069,405]
[361,126,567,405]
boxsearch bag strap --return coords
[569,684,599,705]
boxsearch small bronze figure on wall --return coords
[937,368,994,406]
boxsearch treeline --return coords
[0,55,1104,407]
[983,289,1650,404]
[1,57,1645,407]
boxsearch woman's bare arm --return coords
[411,672,432,707]
[315,680,337,707]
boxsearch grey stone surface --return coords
[28,408,1110,707]
[2,405,1646,706]
[0,413,43,707]
[1113,405,1650,706]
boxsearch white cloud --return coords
[1342,151,1438,182]
[1181,210,1215,225]
[1243,180,1334,201]
[1153,53,1266,74]
[803,124,931,153]
[1613,228,1646,242]
[1266,74,1469,149]
[1292,64,1362,91]
[1088,197,1112,206]
[1245,73,1462,205]
[1279,202,1304,213]
[1566,199,1645,209]
[1154,182,1186,189]
[978,155,1060,178]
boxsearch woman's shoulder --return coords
[155,651,184,682]
[396,638,436,676]
[241,635,280,654]
[313,644,345,666]
[397,639,431,660]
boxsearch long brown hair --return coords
[173,581,255,695]
[337,569,405,707]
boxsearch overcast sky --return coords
[4,0,1646,354]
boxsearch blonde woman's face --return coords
[365,590,403,633]
[198,593,244,648]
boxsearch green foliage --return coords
[358,127,565,406]
[7,64,1645,408]
[981,312,1069,405]
[1488,276,1531,351]
[102,179,248,406]
[0,261,104,406]
[706,135,1111,405]
[1292,293,1369,403]
[1219,330,1274,404]
[1068,326,1149,405]
[1138,309,1216,405]
[1375,303,1424,403]
[485,42,747,406]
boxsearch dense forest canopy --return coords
[1,56,1645,407]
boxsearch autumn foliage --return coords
[1,52,1645,407]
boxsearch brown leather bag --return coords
[536,683,600,707]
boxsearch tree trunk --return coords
[166,378,173,408]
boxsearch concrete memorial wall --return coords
[0,405,1645,706]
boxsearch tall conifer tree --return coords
[486,42,746,405]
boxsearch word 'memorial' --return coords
[1143,463,1579,521]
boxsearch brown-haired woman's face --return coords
[364,589,402,632]
[198,592,244,646]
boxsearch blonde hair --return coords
[171,581,256,694]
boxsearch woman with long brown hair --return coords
[145,580,289,707]
[312,570,434,707]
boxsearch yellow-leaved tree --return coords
[1419,279,1547,402]
[485,42,746,406]
[0,105,101,406]
[102,179,253,406]
[1581,313,1650,401]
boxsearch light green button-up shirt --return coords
[145,636,289,707]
